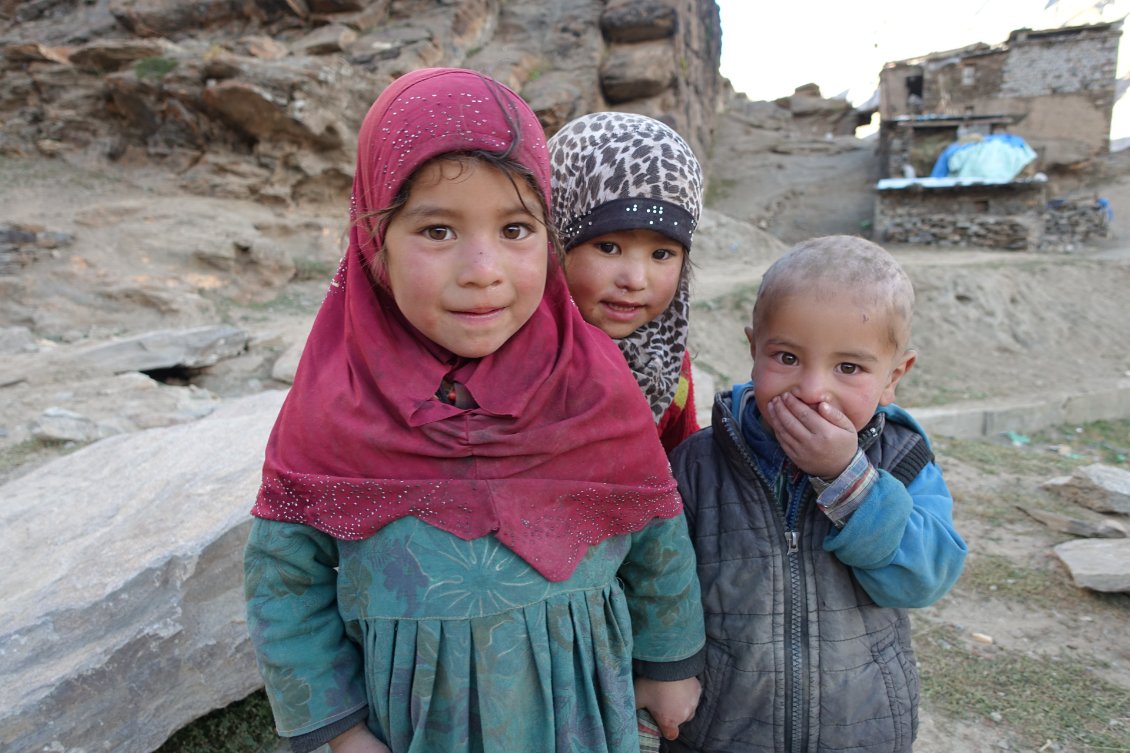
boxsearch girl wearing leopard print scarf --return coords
[548,111,704,455]
[548,112,707,748]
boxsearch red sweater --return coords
[657,350,700,454]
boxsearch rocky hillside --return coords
[1,0,725,202]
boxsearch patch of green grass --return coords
[704,176,737,206]
[958,553,1078,608]
[956,552,1130,620]
[292,256,337,283]
[156,690,278,753]
[0,439,47,474]
[916,622,1130,751]
[0,438,79,484]
[243,289,320,316]
[899,380,994,407]
[135,56,178,81]
[934,435,1080,477]
[952,487,1030,527]
[1029,419,1130,465]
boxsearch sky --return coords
[716,0,1130,135]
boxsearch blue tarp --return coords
[929,133,1037,181]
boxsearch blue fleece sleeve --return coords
[821,460,967,608]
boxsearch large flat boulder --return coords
[1054,538,1130,593]
[0,389,287,753]
[1041,463,1130,515]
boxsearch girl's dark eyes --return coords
[596,241,620,255]
[779,353,798,365]
[424,226,453,241]
[502,223,534,240]
[422,224,534,241]
[839,363,860,375]
[653,248,680,261]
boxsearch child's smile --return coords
[564,228,683,339]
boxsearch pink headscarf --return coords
[251,68,681,582]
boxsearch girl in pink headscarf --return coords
[244,68,704,753]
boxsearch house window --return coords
[906,74,923,99]
[962,65,976,86]
[905,74,924,112]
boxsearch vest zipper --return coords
[723,398,811,751]
[779,472,808,751]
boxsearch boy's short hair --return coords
[753,235,915,352]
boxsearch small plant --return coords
[0,438,82,486]
[1029,419,1130,465]
[958,552,1076,607]
[292,256,337,282]
[155,690,277,753]
[135,56,178,81]
[933,434,1080,477]
[704,176,737,206]
[245,288,321,316]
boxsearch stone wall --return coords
[874,181,1047,250]
[874,181,1112,252]
[1040,195,1112,252]
[1002,26,1120,106]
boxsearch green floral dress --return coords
[244,513,704,753]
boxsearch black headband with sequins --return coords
[561,197,696,251]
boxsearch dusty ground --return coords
[3,125,1129,752]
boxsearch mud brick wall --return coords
[922,50,1006,113]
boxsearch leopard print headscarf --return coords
[548,112,704,421]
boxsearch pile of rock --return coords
[1038,195,1112,252]
[1033,464,1130,592]
[0,222,73,275]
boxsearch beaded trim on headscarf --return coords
[548,111,704,421]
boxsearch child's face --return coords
[746,290,915,432]
[382,159,548,359]
[563,229,683,339]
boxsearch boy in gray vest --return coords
[668,235,967,753]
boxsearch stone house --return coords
[873,21,1120,250]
